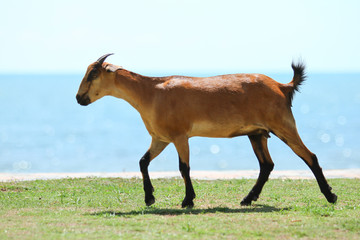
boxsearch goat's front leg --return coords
[173,136,196,208]
[139,138,169,206]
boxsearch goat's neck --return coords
[111,70,158,113]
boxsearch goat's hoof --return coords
[240,199,252,206]
[145,195,155,206]
[181,198,194,208]
[241,194,258,206]
[327,193,338,204]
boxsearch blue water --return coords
[0,73,359,173]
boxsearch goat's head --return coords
[76,53,118,106]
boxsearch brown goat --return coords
[76,54,337,208]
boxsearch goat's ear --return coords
[105,64,122,73]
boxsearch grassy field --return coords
[0,177,359,239]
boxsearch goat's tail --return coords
[286,61,306,106]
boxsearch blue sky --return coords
[1,0,359,74]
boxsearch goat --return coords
[76,53,337,208]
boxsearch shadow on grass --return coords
[89,204,289,217]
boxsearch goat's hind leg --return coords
[274,127,337,203]
[139,138,169,206]
[241,134,274,206]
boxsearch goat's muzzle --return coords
[76,94,91,106]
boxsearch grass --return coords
[0,177,359,239]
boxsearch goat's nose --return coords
[76,94,90,106]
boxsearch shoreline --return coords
[0,169,359,182]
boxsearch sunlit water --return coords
[0,73,359,173]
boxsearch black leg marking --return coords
[179,159,196,208]
[241,163,274,206]
[241,134,274,206]
[139,151,155,206]
[308,155,337,203]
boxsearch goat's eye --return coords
[87,69,99,81]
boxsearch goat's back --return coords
[147,73,293,139]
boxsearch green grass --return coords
[0,177,359,239]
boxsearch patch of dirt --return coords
[0,186,29,192]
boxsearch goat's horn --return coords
[96,53,114,65]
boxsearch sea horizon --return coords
[1,72,359,173]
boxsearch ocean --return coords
[0,72,359,173]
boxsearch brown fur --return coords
[76,56,337,207]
